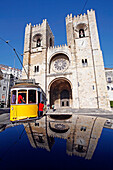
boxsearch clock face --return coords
[53,58,68,72]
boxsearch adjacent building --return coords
[22,9,110,110]
[0,64,22,107]
[0,68,3,80]
[105,68,113,107]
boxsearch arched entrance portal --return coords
[49,78,72,108]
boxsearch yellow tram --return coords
[10,83,45,121]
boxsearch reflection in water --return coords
[24,115,106,160]
[24,118,55,151]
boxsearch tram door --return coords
[60,90,69,107]
[38,92,41,104]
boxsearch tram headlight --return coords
[11,107,13,110]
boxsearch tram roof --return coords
[11,83,40,89]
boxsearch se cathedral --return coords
[22,9,110,110]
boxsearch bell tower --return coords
[22,19,54,92]
[66,9,110,110]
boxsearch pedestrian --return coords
[38,101,44,117]
[47,104,50,111]
[52,104,55,111]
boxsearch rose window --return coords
[53,58,68,72]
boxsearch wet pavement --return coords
[0,114,113,169]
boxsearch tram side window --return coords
[28,90,36,104]
[18,90,27,104]
[11,90,16,104]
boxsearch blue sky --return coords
[0,0,113,69]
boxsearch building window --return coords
[82,59,84,66]
[50,38,52,47]
[33,33,42,48]
[85,59,88,66]
[82,59,88,67]
[108,77,112,83]
[78,82,80,87]
[92,85,94,90]
[111,87,113,91]
[34,66,39,73]
[79,29,85,38]
[107,86,110,90]
[3,86,6,91]
[110,101,113,108]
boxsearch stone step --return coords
[47,108,112,114]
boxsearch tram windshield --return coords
[28,90,36,104]
[18,90,27,104]
[11,88,37,105]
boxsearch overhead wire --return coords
[0,37,28,78]
[80,0,89,14]
[0,0,113,78]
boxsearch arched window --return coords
[85,59,88,66]
[107,86,110,90]
[33,34,42,48]
[50,38,52,47]
[79,29,85,38]
[108,77,112,83]
[34,66,39,72]
[34,66,36,72]
[82,59,88,67]
[36,66,39,72]
[82,59,84,66]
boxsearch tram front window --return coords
[11,90,16,104]
[28,90,36,104]
[18,90,27,104]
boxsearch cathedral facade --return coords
[22,9,110,110]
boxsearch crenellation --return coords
[77,15,79,19]
[70,13,72,18]
[67,14,69,18]
[80,14,83,19]
[90,9,94,12]
[66,14,73,24]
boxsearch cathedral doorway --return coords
[49,78,72,108]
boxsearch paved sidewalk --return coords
[0,113,10,125]
[1,108,113,126]
[46,108,113,119]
